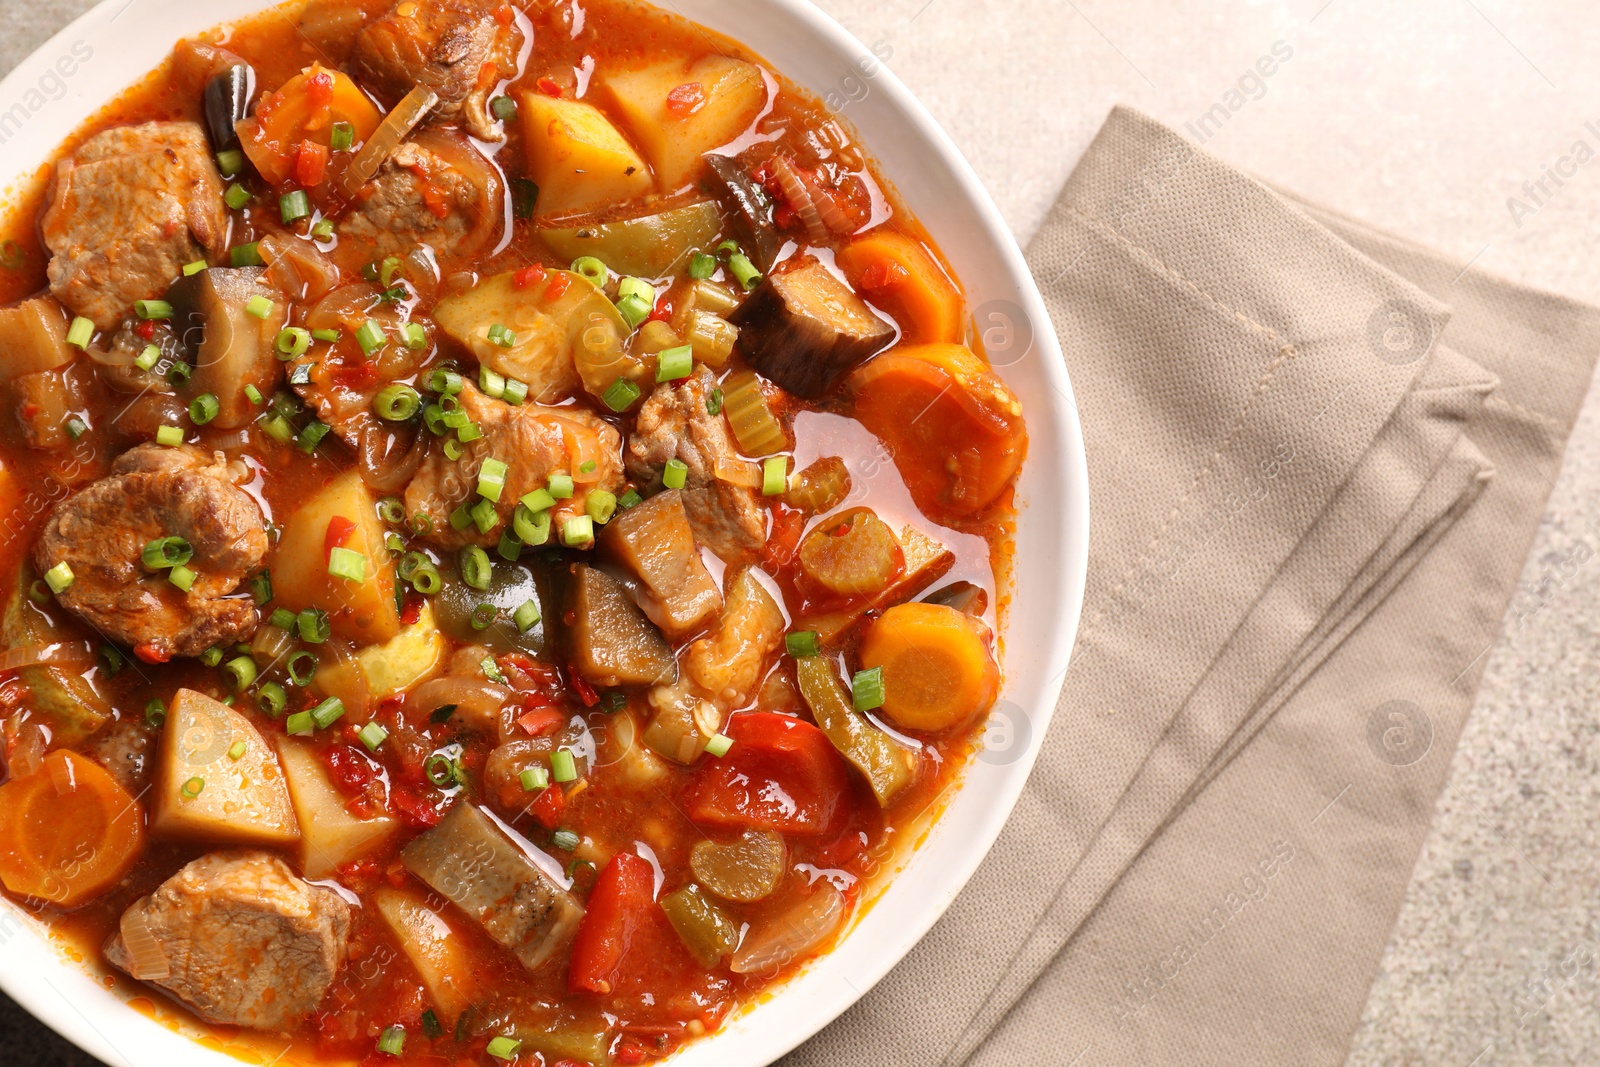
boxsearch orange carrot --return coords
[836,231,966,345]
[0,750,146,908]
[859,602,999,733]
[847,343,1026,518]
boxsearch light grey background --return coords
[2,1,1598,1065]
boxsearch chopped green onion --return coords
[496,530,522,561]
[245,294,274,318]
[400,322,427,350]
[600,690,627,713]
[561,514,594,547]
[168,563,197,592]
[26,580,47,605]
[181,776,206,799]
[355,319,387,355]
[429,705,457,725]
[280,190,311,223]
[479,365,507,398]
[376,1025,405,1057]
[359,722,389,751]
[183,259,208,276]
[548,474,574,500]
[477,457,510,502]
[852,666,885,713]
[586,490,617,524]
[471,497,498,533]
[729,253,762,291]
[485,1036,521,1062]
[259,412,295,444]
[688,252,717,279]
[225,182,252,210]
[570,256,608,286]
[511,598,543,636]
[704,733,734,757]
[378,497,405,525]
[145,698,167,727]
[200,646,225,668]
[253,567,274,603]
[135,344,162,371]
[244,384,264,405]
[156,424,185,447]
[602,377,641,412]
[762,456,788,496]
[380,255,405,286]
[486,323,516,348]
[551,829,580,851]
[617,488,642,510]
[167,360,193,386]
[269,607,296,630]
[656,344,693,382]
[615,294,651,330]
[296,419,332,453]
[43,561,74,594]
[662,458,688,490]
[311,327,342,343]
[232,242,265,268]
[225,655,258,690]
[786,631,821,658]
[330,121,355,152]
[142,536,193,570]
[550,749,578,783]
[618,276,654,305]
[521,487,556,513]
[63,416,88,440]
[420,1011,443,1040]
[310,696,346,729]
[386,532,407,555]
[470,602,497,630]
[424,754,463,789]
[513,504,551,547]
[297,607,331,644]
[287,650,319,686]
[256,682,287,717]
[189,393,221,426]
[311,219,336,241]
[502,377,529,405]
[520,766,548,791]
[327,547,367,583]
[135,299,173,320]
[716,239,742,257]
[460,546,492,591]
[276,327,312,359]
[227,740,248,761]
[449,504,474,530]
[66,316,94,349]
[429,368,464,395]
[216,148,245,176]
[286,710,315,736]
[480,656,506,684]
[99,645,126,677]
[491,95,518,122]
[373,383,421,421]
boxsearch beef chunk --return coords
[34,443,268,659]
[341,138,496,262]
[626,366,766,563]
[353,0,521,142]
[104,851,351,1033]
[42,122,227,329]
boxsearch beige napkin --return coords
[784,107,1600,1067]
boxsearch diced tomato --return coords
[518,706,565,736]
[568,665,599,708]
[323,745,377,797]
[537,76,563,97]
[513,263,547,290]
[323,515,357,560]
[134,320,156,340]
[647,294,674,323]
[132,642,170,665]
[529,783,566,829]
[681,713,851,834]
[613,1042,650,1066]
[568,852,655,995]
[295,139,329,188]
[390,786,443,830]
[666,82,707,118]
[761,506,806,570]
[494,4,514,25]
[545,271,572,300]
[306,69,335,107]
[399,593,423,626]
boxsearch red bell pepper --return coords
[680,712,851,834]
[568,851,655,995]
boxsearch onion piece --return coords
[730,882,847,975]
[358,423,427,493]
[260,234,342,303]
[118,907,172,981]
[336,85,439,201]
[0,643,95,673]
[407,676,512,734]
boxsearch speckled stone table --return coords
[3,2,1598,1065]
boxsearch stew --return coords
[0,0,1027,1063]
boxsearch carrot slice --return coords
[847,343,1026,518]
[0,749,146,907]
[859,602,999,733]
[836,231,965,345]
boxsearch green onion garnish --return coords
[514,598,541,633]
[521,487,556,513]
[156,424,185,447]
[257,682,287,717]
[181,776,206,799]
[688,252,717,280]
[618,276,654,304]
[244,384,264,405]
[276,327,311,359]
[327,547,367,583]
[479,365,507,399]
[551,829,580,851]
[66,316,93,349]
[297,607,331,644]
[141,536,193,570]
[662,458,688,490]
[169,564,196,592]
[486,1036,521,1062]
[477,458,509,502]
[259,412,294,444]
[470,602,497,630]
[602,377,640,412]
[470,497,498,533]
[355,320,387,355]
[225,655,257,690]
[269,607,296,630]
[200,646,224,667]
[617,488,642,510]
[761,455,788,496]
[520,766,548,791]
[729,253,762,291]
[244,294,274,319]
[704,733,734,757]
[459,546,492,591]
[378,497,405,525]
[585,490,617,525]
[373,383,421,421]
[486,323,516,348]
[481,656,506,684]
[286,650,319,686]
[310,696,346,729]
[285,710,315,736]
[224,182,252,210]
[280,190,311,223]
[358,722,389,751]
[560,514,594,547]
[429,368,464,395]
[400,322,427,350]
[550,749,578,783]
[189,393,221,426]
[183,259,208,276]
[615,293,651,330]
[513,504,551,547]
[570,256,607,286]
[311,219,336,241]
[655,344,693,382]
[330,121,354,152]
[296,419,331,454]
[145,698,167,727]
[43,561,74,594]
[502,377,529,405]
[232,242,265,268]
[496,530,522,561]
[311,327,341,343]
[852,666,886,713]
[216,148,245,176]
[786,631,821,658]
[548,474,574,500]
[135,344,161,371]
[135,299,172,320]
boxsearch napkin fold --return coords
[786,106,1600,1067]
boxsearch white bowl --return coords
[0,2,1089,1064]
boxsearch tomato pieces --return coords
[569,851,655,995]
[681,713,851,835]
[0,750,146,907]
[324,515,357,559]
[294,139,329,188]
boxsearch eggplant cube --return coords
[730,257,895,399]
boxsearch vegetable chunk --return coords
[279,739,399,877]
[517,93,653,217]
[681,712,851,834]
[859,602,999,733]
[0,297,74,381]
[567,564,677,687]
[151,689,299,847]
[601,489,722,639]
[540,200,725,278]
[600,57,767,191]
[835,230,966,345]
[0,750,146,907]
[372,885,480,1022]
[274,471,401,644]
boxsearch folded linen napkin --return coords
[785,106,1600,1067]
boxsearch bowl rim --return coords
[0,1,1090,1065]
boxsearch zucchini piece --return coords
[730,257,895,399]
[2,561,110,744]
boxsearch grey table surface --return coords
[2,1,1598,1065]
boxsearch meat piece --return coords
[401,800,583,972]
[105,851,351,1032]
[341,136,497,262]
[35,443,268,660]
[627,366,766,563]
[729,256,896,399]
[42,122,228,329]
[405,384,624,549]
[353,0,522,143]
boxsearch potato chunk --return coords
[273,471,401,645]
[279,740,398,878]
[151,689,298,847]
[371,885,479,1021]
[601,57,767,191]
[517,94,652,217]
[0,297,73,381]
